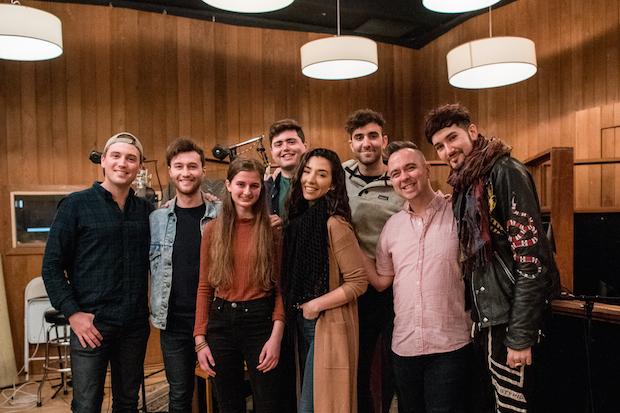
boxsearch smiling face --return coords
[225,170,263,214]
[430,124,478,170]
[300,156,333,202]
[270,129,307,176]
[387,148,431,202]
[168,151,204,196]
[349,122,388,167]
[100,142,142,189]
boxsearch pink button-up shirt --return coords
[376,193,472,357]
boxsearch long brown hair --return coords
[208,158,276,291]
[287,148,352,223]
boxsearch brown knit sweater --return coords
[193,218,284,338]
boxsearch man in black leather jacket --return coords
[425,103,559,413]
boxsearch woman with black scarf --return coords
[282,148,368,413]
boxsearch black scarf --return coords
[448,136,511,275]
[281,197,330,319]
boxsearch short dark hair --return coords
[424,103,472,144]
[269,119,305,144]
[165,138,206,166]
[384,140,419,161]
[345,109,386,136]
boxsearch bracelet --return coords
[194,341,208,353]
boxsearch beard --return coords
[357,150,382,165]
[175,179,202,196]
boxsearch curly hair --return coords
[344,109,386,136]
[424,103,472,144]
[286,148,352,223]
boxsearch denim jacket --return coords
[149,196,219,329]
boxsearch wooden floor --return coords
[0,365,167,413]
[1,380,71,413]
[1,366,398,412]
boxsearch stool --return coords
[195,363,252,413]
[195,366,215,413]
[37,309,71,406]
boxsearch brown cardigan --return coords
[313,216,368,413]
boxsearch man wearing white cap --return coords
[43,132,153,412]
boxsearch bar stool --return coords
[195,363,252,412]
[37,309,71,406]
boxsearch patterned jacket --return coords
[453,155,560,350]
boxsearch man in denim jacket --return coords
[149,138,219,412]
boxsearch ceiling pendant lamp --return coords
[446,7,537,89]
[423,0,500,13]
[202,0,294,13]
[0,0,63,61]
[300,0,378,80]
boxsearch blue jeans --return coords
[299,317,316,413]
[160,328,196,413]
[70,320,149,413]
[206,297,282,413]
[391,344,472,413]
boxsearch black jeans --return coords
[358,286,395,413]
[279,322,299,413]
[70,320,149,413]
[160,328,196,413]
[392,344,472,413]
[206,297,283,413]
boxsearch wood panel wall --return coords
[3,0,620,372]
[0,1,418,369]
[411,0,620,208]
[574,103,620,210]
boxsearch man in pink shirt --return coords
[367,141,472,413]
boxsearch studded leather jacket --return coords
[453,155,560,350]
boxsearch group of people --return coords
[41,103,559,413]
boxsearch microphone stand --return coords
[570,294,620,413]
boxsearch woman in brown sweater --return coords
[282,148,368,413]
[194,158,284,413]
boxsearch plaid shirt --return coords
[42,183,153,326]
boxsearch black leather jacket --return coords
[453,155,560,350]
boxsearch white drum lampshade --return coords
[202,0,294,13]
[301,36,378,80]
[0,3,63,61]
[423,0,501,13]
[447,36,537,89]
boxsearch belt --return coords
[212,296,273,312]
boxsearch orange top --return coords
[193,218,284,337]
